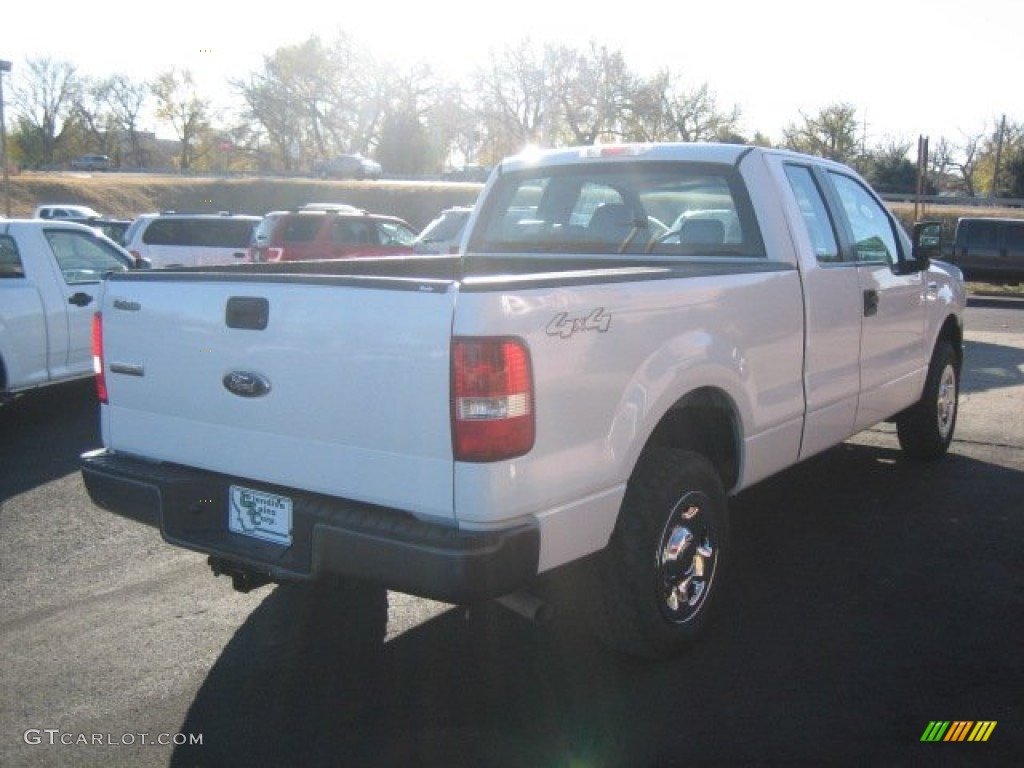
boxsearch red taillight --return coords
[92,312,107,404]
[452,338,534,462]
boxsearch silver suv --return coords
[123,212,261,268]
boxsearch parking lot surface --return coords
[1,298,1021,767]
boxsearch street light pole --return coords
[0,59,11,218]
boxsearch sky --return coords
[3,0,1020,146]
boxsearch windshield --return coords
[418,210,471,242]
[468,161,764,259]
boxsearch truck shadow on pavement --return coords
[0,379,98,502]
[170,441,1023,768]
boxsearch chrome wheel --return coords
[589,448,728,658]
[656,490,717,624]
[897,340,959,460]
[936,362,958,440]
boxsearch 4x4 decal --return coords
[546,308,612,339]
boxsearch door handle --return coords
[863,289,879,317]
[68,292,93,307]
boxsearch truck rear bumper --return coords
[80,449,540,604]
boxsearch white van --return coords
[123,212,261,268]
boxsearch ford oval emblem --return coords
[223,371,272,398]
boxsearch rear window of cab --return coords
[469,162,765,258]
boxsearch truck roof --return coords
[496,142,858,177]
[499,142,756,173]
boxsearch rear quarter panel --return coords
[452,265,806,571]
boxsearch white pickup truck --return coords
[80,144,965,658]
[1,220,139,401]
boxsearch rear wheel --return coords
[896,340,960,459]
[589,447,729,659]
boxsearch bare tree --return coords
[473,39,556,158]
[931,132,984,197]
[548,42,636,145]
[103,75,150,167]
[11,57,82,167]
[73,77,117,157]
[661,80,741,143]
[152,68,211,171]
[619,70,741,144]
[783,103,862,165]
[427,84,483,170]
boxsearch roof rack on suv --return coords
[300,202,360,211]
[294,203,366,214]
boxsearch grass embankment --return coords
[3,173,482,230]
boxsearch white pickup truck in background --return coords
[81,144,965,658]
[1,220,139,402]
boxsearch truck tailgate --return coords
[99,272,457,521]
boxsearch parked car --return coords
[260,208,416,261]
[71,154,111,172]
[948,216,1024,284]
[34,204,103,220]
[88,218,133,246]
[312,154,383,180]
[248,204,364,262]
[413,206,473,254]
[122,212,261,268]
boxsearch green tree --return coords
[234,34,384,173]
[1006,150,1024,197]
[375,64,438,175]
[152,68,211,171]
[864,140,930,194]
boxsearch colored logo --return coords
[921,721,996,742]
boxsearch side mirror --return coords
[912,220,943,265]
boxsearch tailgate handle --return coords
[226,297,269,330]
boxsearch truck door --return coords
[823,172,926,430]
[41,227,133,377]
[780,163,863,460]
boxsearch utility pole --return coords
[915,135,929,222]
[0,59,11,218]
[989,114,1006,202]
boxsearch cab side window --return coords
[43,230,129,284]
[0,235,25,278]
[783,165,841,263]
[828,172,901,265]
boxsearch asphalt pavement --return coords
[1,298,1021,767]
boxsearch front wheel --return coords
[896,340,960,459]
[588,447,729,659]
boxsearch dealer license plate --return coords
[228,485,293,546]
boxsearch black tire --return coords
[588,447,729,659]
[896,340,960,460]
